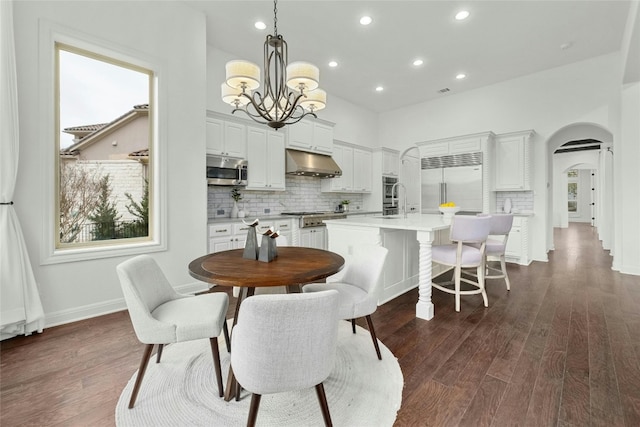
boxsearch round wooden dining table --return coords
[188,246,345,401]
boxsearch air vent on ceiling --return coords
[438,88,450,93]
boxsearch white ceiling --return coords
[184,0,631,113]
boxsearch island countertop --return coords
[323,213,450,232]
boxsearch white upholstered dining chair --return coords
[431,215,492,312]
[302,245,389,360]
[116,255,230,408]
[231,290,340,427]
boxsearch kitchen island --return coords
[323,214,450,320]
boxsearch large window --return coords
[55,43,154,249]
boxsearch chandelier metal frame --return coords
[222,0,325,129]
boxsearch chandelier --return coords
[221,0,326,129]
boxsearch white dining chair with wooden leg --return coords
[302,245,389,360]
[466,213,514,291]
[431,215,492,312]
[116,255,230,408]
[231,290,340,427]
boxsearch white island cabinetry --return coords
[324,214,450,320]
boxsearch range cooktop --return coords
[281,212,326,216]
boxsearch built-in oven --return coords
[206,155,248,186]
[382,176,398,215]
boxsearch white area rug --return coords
[116,321,403,426]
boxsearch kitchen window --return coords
[43,34,164,263]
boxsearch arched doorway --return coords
[546,123,613,253]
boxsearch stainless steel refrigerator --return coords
[421,152,483,213]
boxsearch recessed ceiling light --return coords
[254,21,267,30]
[413,59,424,67]
[328,61,338,68]
[455,10,470,20]
[360,16,373,25]
[456,73,467,80]
[375,86,384,92]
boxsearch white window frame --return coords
[40,22,167,265]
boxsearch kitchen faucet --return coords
[391,182,408,218]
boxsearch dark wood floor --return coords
[2,223,639,426]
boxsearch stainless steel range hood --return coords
[285,149,342,178]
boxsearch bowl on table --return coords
[438,206,461,223]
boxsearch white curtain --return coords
[1,0,45,338]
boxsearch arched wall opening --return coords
[545,122,614,253]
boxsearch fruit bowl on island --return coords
[438,204,460,223]
[438,206,461,215]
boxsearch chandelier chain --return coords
[273,0,278,36]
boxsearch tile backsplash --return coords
[495,191,534,212]
[207,176,364,219]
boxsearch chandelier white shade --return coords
[225,60,260,91]
[300,88,326,112]
[285,61,319,92]
[221,83,251,107]
[221,0,326,129]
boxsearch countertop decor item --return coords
[258,227,278,262]
[221,0,326,129]
[230,188,242,218]
[438,206,461,224]
[242,219,259,260]
[503,198,512,214]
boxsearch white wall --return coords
[13,1,208,326]
[379,53,621,264]
[618,82,640,275]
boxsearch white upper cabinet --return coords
[206,116,247,158]
[381,148,400,176]
[417,133,488,158]
[322,141,372,193]
[353,148,372,192]
[494,130,534,191]
[286,119,334,155]
[246,126,285,191]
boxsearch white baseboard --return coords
[44,281,212,329]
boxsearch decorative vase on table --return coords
[231,201,239,218]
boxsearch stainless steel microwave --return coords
[206,155,248,186]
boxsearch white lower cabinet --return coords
[504,216,530,265]
[209,220,287,253]
[299,227,327,250]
